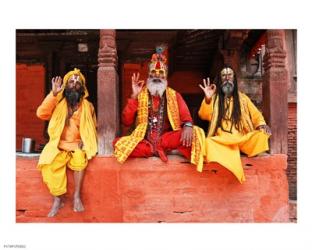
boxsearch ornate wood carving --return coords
[263,30,288,154]
[97,30,119,155]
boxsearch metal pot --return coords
[22,138,35,153]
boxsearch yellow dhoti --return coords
[40,149,88,196]
[205,129,269,183]
[198,92,271,183]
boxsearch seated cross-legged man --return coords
[198,65,271,183]
[114,46,205,170]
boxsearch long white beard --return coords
[147,78,168,97]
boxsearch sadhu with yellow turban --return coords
[36,68,97,217]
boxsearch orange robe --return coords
[37,92,83,151]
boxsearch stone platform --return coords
[16,154,289,222]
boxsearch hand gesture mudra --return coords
[199,77,216,103]
[52,76,63,96]
[131,73,145,99]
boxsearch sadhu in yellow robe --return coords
[36,68,97,196]
[198,92,270,183]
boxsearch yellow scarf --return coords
[114,87,205,171]
[38,98,97,167]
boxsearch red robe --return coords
[114,92,192,159]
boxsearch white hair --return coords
[146,78,168,97]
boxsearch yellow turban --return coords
[60,68,89,98]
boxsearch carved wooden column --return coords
[263,30,288,154]
[97,30,119,155]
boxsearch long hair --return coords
[213,65,242,133]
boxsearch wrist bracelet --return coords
[183,122,193,128]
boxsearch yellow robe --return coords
[36,67,97,196]
[36,92,97,196]
[37,92,97,166]
[198,92,270,183]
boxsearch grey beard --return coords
[147,78,167,97]
[221,81,234,97]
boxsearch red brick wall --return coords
[287,103,297,200]
[16,64,46,151]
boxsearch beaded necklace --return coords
[146,94,166,153]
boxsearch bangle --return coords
[183,122,193,128]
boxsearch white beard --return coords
[147,78,168,97]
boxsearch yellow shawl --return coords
[38,69,97,167]
[114,87,205,171]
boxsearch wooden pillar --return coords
[97,30,119,155]
[263,30,288,154]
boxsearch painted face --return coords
[220,68,235,97]
[149,69,166,80]
[220,67,234,83]
[67,74,82,90]
[64,74,85,107]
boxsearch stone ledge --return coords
[16,154,289,222]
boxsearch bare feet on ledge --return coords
[73,196,84,212]
[48,196,64,217]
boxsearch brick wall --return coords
[287,103,297,200]
[16,64,46,151]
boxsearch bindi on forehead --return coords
[71,74,79,81]
[69,75,82,84]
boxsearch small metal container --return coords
[22,138,35,153]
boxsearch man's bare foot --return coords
[47,196,64,217]
[73,196,84,212]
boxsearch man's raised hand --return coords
[199,77,216,103]
[131,73,145,99]
[52,76,63,96]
